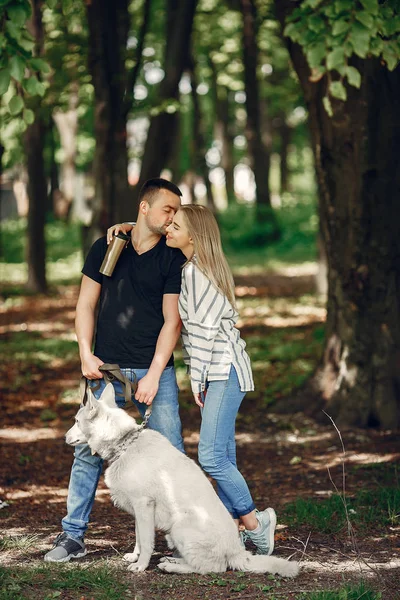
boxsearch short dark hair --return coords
[139,178,182,205]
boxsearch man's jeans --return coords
[198,366,256,519]
[62,366,183,540]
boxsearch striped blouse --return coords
[179,260,254,394]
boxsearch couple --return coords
[45,178,277,563]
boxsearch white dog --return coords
[66,384,299,577]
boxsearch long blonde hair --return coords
[179,205,236,308]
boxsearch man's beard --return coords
[147,220,168,236]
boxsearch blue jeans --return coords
[198,366,256,519]
[62,366,183,540]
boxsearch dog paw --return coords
[158,556,178,564]
[124,552,139,563]
[127,562,147,573]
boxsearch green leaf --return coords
[30,58,51,74]
[381,15,400,37]
[19,37,35,52]
[24,75,39,95]
[7,5,29,26]
[9,55,25,82]
[329,80,347,101]
[322,95,333,116]
[334,0,351,15]
[0,33,6,48]
[36,81,45,97]
[355,11,374,29]
[326,47,345,70]
[304,0,323,7]
[345,65,361,88]
[369,37,384,56]
[350,21,370,58]
[0,68,11,95]
[9,95,24,115]
[382,46,399,71]
[359,0,379,15]
[284,22,302,43]
[308,14,325,33]
[47,0,58,8]
[306,43,326,68]
[332,20,350,36]
[23,108,35,125]
[5,20,21,40]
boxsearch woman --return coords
[108,206,277,555]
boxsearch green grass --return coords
[297,581,382,599]
[0,534,41,552]
[247,323,324,406]
[220,195,318,271]
[0,332,77,365]
[1,194,318,290]
[282,486,400,534]
[0,563,130,600]
[0,218,83,288]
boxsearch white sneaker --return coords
[245,507,277,555]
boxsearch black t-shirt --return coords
[82,236,185,368]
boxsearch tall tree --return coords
[275,0,400,428]
[24,0,48,293]
[189,55,216,210]
[208,57,236,205]
[134,0,198,199]
[239,0,280,237]
[86,0,131,236]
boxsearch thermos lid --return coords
[115,232,131,241]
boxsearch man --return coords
[45,178,185,562]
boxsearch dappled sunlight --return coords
[236,294,326,329]
[233,261,318,277]
[0,321,76,337]
[300,557,400,575]
[306,451,400,471]
[0,427,65,442]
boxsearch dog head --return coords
[65,383,138,457]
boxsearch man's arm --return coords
[134,293,182,405]
[75,275,104,379]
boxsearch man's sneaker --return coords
[44,532,87,563]
[245,507,277,555]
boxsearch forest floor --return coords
[1,278,399,600]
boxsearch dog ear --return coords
[86,389,99,417]
[99,383,118,409]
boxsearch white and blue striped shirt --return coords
[179,261,254,394]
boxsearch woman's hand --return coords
[107,222,134,244]
[193,390,206,408]
[135,373,159,406]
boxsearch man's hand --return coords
[193,390,206,408]
[81,353,104,380]
[135,374,159,405]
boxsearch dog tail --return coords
[228,550,299,577]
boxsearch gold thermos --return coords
[99,232,130,277]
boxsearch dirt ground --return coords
[1,285,399,599]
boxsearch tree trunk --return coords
[279,117,291,194]
[135,0,198,201]
[25,117,48,293]
[209,58,236,206]
[53,83,79,221]
[47,123,58,218]
[86,0,131,236]
[24,0,47,293]
[275,1,400,428]
[189,57,215,211]
[240,0,279,237]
